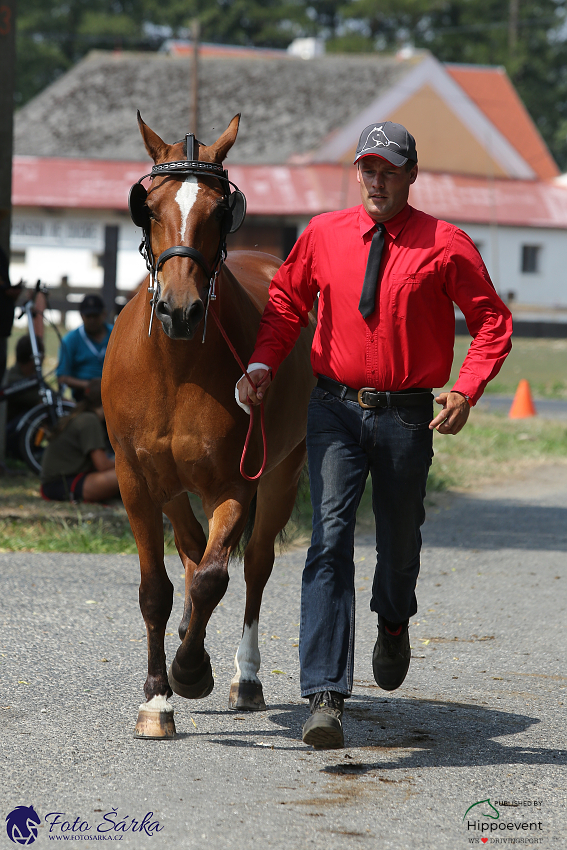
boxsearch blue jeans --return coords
[299,385,434,698]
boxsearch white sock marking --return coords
[232,621,261,685]
[139,694,174,713]
[176,176,199,240]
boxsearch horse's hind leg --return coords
[163,493,207,641]
[230,441,306,711]
[117,455,176,739]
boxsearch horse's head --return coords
[132,114,244,340]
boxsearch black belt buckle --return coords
[357,387,386,409]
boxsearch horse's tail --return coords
[232,493,257,560]
[278,464,309,551]
[232,464,308,560]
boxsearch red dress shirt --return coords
[251,203,512,405]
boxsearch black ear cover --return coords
[227,190,246,233]
[129,182,150,229]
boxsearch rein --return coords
[208,308,268,482]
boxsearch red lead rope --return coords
[209,308,267,481]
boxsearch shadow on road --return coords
[423,497,567,551]
[182,697,566,769]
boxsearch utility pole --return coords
[101,225,119,319]
[0,0,17,257]
[191,18,200,138]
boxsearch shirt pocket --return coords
[390,272,435,319]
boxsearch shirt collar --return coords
[358,203,412,240]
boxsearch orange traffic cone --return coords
[509,379,537,419]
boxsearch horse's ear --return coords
[206,114,241,164]
[137,111,170,164]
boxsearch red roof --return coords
[12,155,567,229]
[446,64,559,180]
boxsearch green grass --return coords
[431,410,567,490]
[0,511,178,555]
[444,336,567,399]
[2,410,566,552]
[4,327,567,551]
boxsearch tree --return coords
[15,0,155,106]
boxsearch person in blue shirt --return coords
[57,294,113,401]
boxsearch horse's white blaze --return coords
[176,176,199,239]
[139,694,174,713]
[232,621,261,684]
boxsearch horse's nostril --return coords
[186,300,204,329]
[156,299,171,318]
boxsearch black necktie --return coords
[358,224,385,319]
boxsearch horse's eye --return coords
[215,205,228,222]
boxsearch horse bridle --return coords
[128,133,247,337]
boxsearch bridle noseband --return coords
[129,133,246,338]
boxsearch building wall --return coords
[10,208,146,292]
[390,85,508,178]
[10,207,567,319]
[456,221,567,308]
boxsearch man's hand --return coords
[429,391,470,434]
[237,368,272,407]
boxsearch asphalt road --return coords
[477,395,567,418]
[1,464,566,849]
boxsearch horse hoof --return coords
[134,696,176,739]
[168,657,214,700]
[228,680,267,711]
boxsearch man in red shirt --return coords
[237,121,512,750]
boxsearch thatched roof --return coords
[14,50,422,163]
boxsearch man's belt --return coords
[317,375,433,409]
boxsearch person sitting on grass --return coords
[40,378,120,504]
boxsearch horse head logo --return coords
[5,806,41,845]
[463,798,500,822]
[359,125,401,155]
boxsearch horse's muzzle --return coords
[156,297,205,340]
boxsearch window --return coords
[521,245,541,273]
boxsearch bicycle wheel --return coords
[17,401,75,475]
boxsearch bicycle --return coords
[0,281,75,474]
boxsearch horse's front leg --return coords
[118,454,175,739]
[163,493,207,641]
[168,496,248,700]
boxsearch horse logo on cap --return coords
[359,125,401,154]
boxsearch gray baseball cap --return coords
[354,121,417,167]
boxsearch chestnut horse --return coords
[101,114,315,738]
